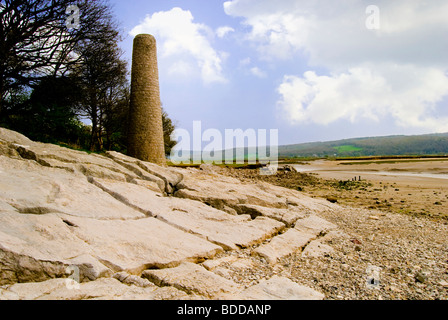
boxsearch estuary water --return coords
[292,165,448,180]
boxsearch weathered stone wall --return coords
[128,34,166,166]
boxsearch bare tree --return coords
[72,18,128,151]
[0,0,116,114]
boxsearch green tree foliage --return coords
[279,134,448,158]
[1,76,90,147]
[162,108,177,156]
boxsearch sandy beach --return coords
[213,160,448,299]
[290,158,448,220]
[218,158,448,220]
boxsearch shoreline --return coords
[216,159,448,221]
[211,164,448,300]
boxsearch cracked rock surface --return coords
[0,128,343,300]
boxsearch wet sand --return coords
[293,158,448,220]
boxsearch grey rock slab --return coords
[131,178,166,194]
[0,140,20,159]
[249,180,339,214]
[65,254,114,281]
[160,210,284,250]
[302,239,335,258]
[0,128,154,183]
[0,156,145,220]
[236,204,306,227]
[157,202,285,250]
[92,178,285,250]
[65,216,223,274]
[0,211,99,285]
[0,128,343,300]
[88,177,165,217]
[294,215,338,235]
[254,229,317,264]
[104,153,167,193]
[0,277,190,300]
[0,210,222,284]
[142,262,242,299]
[139,161,184,192]
[175,169,289,210]
[202,256,239,271]
[0,128,33,146]
[254,215,338,264]
[278,185,337,211]
[174,168,340,216]
[113,271,154,288]
[235,276,325,300]
[105,151,183,194]
[0,207,222,285]
[0,278,69,300]
[9,141,136,182]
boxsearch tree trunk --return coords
[0,74,4,117]
[97,107,104,151]
[89,87,99,151]
[90,107,98,152]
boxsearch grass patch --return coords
[330,180,373,191]
[333,145,363,153]
[167,160,265,170]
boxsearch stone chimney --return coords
[127,34,166,166]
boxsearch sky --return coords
[108,0,448,147]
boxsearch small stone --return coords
[389,267,400,274]
[369,216,380,220]
[341,263,350,271]
[388,285,402,293]
[415,271,428,283]
[438,280,448,287]
[326,196,338,203]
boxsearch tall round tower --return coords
[127,34,166,166]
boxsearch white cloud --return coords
[224,0,309,61]
[225,0,448,131]
[167,60,194,77]
[277,64,448,132]
[224,0,448,67]
[250,67,267,78]
[216,26,235,38]
[237,57,266,78]
[239,57,251,66]
[130,7,226,84]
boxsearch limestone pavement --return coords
[0,127,338,300]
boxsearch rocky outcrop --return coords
[254,216,337,264]
[0,127,338,300]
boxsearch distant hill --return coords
[279,133,448,158]
[170,132,448,163]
